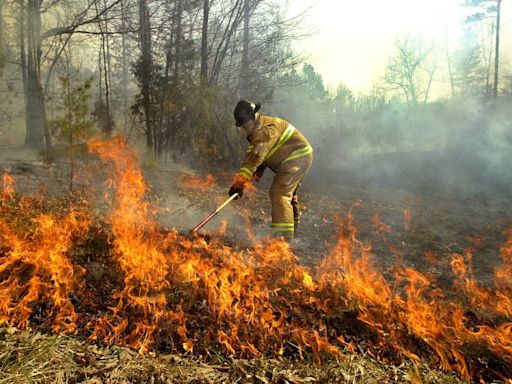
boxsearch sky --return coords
[286,0,512,93]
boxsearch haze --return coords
[287,0,512,93]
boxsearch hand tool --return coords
[190,193,238,234]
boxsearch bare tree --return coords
[16,0,122,154]
[451,29,486,97]
[381,35,436,106]
[95,0,115,137]
[200,0,211,83]
[493,0,501,99]
[208,0,245,86]
[239,0,251,93]
[136,0,154,149]
[0,0,6,76]
[465,0,502,99]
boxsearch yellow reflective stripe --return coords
[239,167,252,179]
[264,124,296,161]
[246,145,253,153]
[282,145,313,163]
[271,223,294,228]
[272,227,295,233]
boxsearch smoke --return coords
[0,145,41,163]
[269,94,512,199]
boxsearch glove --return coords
[253,164,266,182]
[228,183,244,199]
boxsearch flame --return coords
[87,136,171,353]
[316,207,512,380]
[0,136,512,381]
[230,174,256,196]
[178,173,218,192]
[403,208,412,231]
[424,250,437,265]
[496,227,512,291]
[218,219,228,236]
[372,211,391,233]
[1,172,15,203]
[0,206,90,333]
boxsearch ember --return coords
[1,137,511,382]
[178,173,218,192]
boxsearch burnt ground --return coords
[2,146,511,288]
[1,147,512,382]
[143,149,512,290]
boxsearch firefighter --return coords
[228,99,313,240]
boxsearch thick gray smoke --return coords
[268,95,512,199]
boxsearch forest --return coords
[0,0,510,171]
[1,0,512,383]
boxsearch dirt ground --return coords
[142,151,512,290]
[1,147,512,383]
[4,147,510,285]
[2,146,511,291]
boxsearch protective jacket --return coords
[237,113,313,239]
[238,114,313,180]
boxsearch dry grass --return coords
[0,327,467,384]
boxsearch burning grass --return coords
[1,136,512,383]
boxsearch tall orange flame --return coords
[87,136,171,353]
[1,172,15,203]
[0,136,511,381]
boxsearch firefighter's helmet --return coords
[234,100,261,127]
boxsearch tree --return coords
[0,0,5,76]
[200,0,211,83]
[452,29,486,97]
[16,0,122,153]
[48,76,96,191]
[334,83,354,131]
[301,63,327,102]
[95,0,115,137]
[127,0,304,162]
[1,0,308,165]
[135,0,154,150]
[271,62,330,142]
[381,35,436,106]
[207,0,246,87]
[465,0,502,99]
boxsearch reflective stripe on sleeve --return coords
[282,144,313,163]
[264,124,296,161]
[238,167,253,179]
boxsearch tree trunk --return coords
[18,0,27,99]
[138,0,154,150]
[24,0,45,151]
[239,0,250,95]
[209,0,245,86]
[493,0,501,100]
[173,0,182,80]
[444,38,455,98]
[0,0,6,76]
[483,23,494,97]
[166,0,183,155]
[100,0,113,136]
[200,0,209,84]
[121,0,129,122]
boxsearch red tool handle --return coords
[190,193,238,233]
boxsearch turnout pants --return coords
[269,153,313,239]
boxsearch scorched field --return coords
[1,137,511,384]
